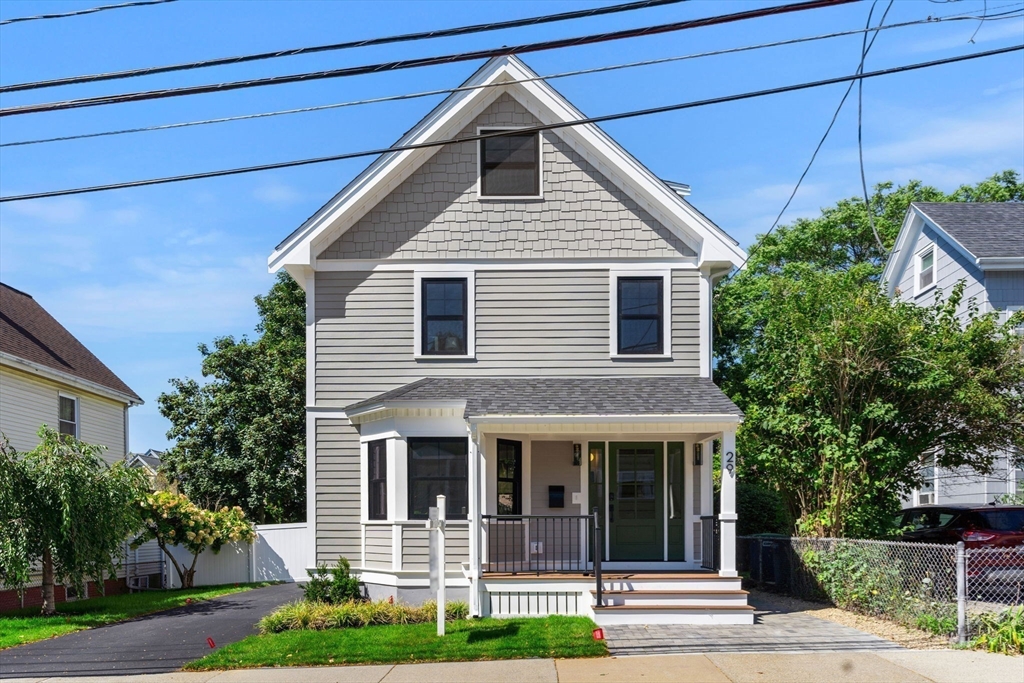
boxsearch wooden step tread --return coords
[591,589,749,596]
[593,604,755,612]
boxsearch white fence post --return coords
[956,541,966,644]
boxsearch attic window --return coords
[479,129,540,197]
[917,247,935,294]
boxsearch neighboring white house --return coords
[269,55,751,625]
[883,202,1024,506]
[0,282,142,463]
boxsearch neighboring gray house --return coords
[268,56,750,625]
[883,202,1024,506]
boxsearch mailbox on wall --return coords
[548,485,565,508]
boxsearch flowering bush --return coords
[132,491,255,588]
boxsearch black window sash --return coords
[496,439,522,516]
[617,277,664,354]
[421,278,467,355]
[407,437,469,520]
[480,129,539,196]
[368,439,387,520]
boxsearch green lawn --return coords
[187,615,607,669]
[0,583,272,650]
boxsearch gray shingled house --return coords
[268,56,750,625]
[883,202,1024,506]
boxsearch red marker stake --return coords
[206,637,216,649]
[592,628,605,641]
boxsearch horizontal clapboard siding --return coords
[314,269,700,404]
[399,525,469,571]
[315,418,361,564]
[364,526,392,569]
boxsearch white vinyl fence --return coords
[164,522,310,588]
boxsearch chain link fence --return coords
[739,536,1024,644]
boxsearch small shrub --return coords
[302,556,362,604]
[970,606,1024,655]
[258,599,470,634]
[915,612,957,637]
[736,482,792,536]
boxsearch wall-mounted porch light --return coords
[693,443,703,466]
[572,443,582,466]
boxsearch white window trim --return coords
[58,392,79,439]
[914,452,938,506]
[475,126,544,200]
[609,269,672,359]
[413,268,476,359]
[914,245,937,297]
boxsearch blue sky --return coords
[1,0,1021,451]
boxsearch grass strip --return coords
[187,615,607,669]
[0,582,274,650]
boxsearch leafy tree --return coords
[0,428,148,614]
[716,172,1024,537]
[132,491,255,588]
[158,272,305,524]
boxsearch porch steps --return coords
[590,577,755,625]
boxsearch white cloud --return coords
[253,182,303,206]
[4,197,88,224]
[984,77,1024,96]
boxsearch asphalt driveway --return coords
[0,582,299,678]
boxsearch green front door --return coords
[609,442,664,561]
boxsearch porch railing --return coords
[482,513,598,576]
[700,515,720,571]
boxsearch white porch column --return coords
[467,427,482,617]
[719,429,738,577]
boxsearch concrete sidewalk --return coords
[5,650,1020,683]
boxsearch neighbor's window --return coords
[58,396,78,438]
[407,438,468,520]
[480,130,539,197]
[917,247,935,292]
[422,278,467,355]
[617,277,663,354]
[918,452,936,505]
[367,439,387,521]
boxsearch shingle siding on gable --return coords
[318,93,695,260]
[987,270,1024,311]
[896,224,988,320]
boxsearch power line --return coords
[858,2,891,255]
[0,0,176,27]
[2,43,1019,204]
[0,0,689,93]
[7,5,1021,149]
[0,0,858,118]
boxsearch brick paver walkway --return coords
[602,592,903,656]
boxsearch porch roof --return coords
[344,376,743,420]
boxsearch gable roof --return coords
[913,202,1024,259]
[0,282,142,404]
[345,376,742,420]
[883,202,1024,295]
[128,450,163,472]
[269,55,745,278]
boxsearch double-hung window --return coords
[367,439,387,521]
[479,129,540,197]
[617,277,664,355]
[407,438,468,520]
[917,247,935,294]
[58,395,78,438]
[421,278,468,355]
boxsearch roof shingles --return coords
[913,202,1024,259]
[346,376,742,419]
[0,283,141,402]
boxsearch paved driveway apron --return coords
[0,583,298,678]
[603,592,904,656]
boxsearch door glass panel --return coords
[616,448,657,520]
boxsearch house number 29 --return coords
[725,451,735,476]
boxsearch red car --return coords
[897,505,1024,548]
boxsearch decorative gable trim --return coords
[269,56,745,280]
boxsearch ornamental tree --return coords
[132,491,255,588]
[0,427,148,614]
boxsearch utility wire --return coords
[0,0,688,92]
[0,0,858,117]
[6,5,1021,149]
[0,0,175,27]
[858,1,892,255]
[2,43,1019,204]
[732,0,892,274]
